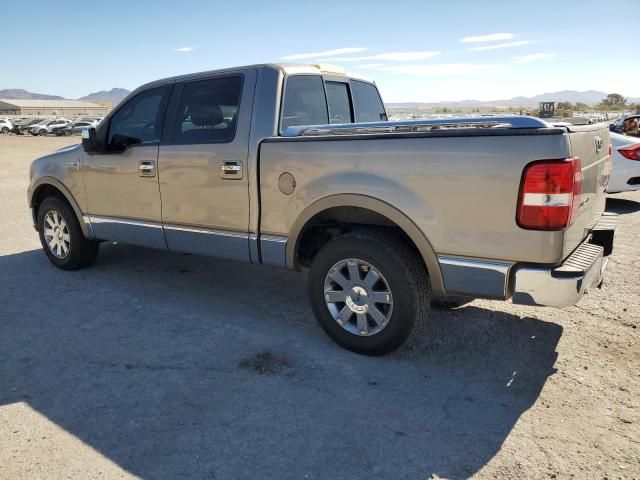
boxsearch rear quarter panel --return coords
[259,131,575,265]
[563,126,611,257]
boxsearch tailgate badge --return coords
[594,136,603,154]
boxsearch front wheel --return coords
[39,129,47,136]
[64,130,72,136]
[37,196,99,270]
[1,127,8,134]
[309,229,431,355]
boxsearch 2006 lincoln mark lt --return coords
[28,63,617,355]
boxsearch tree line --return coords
[558,94,636,112]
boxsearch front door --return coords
[83,86,170,249]
[157,70,256,261]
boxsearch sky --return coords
[1,0,638,103]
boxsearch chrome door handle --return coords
[138,160,156,177]
[220,161,243,179]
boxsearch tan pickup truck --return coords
[28,63,617,355]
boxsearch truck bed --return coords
[258,118,611,266]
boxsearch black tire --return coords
[64,130,72,136]
[308,228,431,356]
[37,196,99,270]
[39,129,47,136]
[431,296,474,309]
[1,127,8,134]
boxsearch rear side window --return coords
[351,80,387,122]
[325,82,352,124]
[172,76,242,145]
[281,76,328,130]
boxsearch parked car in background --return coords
[27,63,617,355]
[29,118,70,136]
[0,119,13,134]
[11,118,44,135]
[54,120,98,136]
[608,132,640,193]
[610,115,640,136]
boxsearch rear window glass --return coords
[325,82,352,124]
[281,76,328,130]
[351,80,387,122]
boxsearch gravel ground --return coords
[0,135,638,480]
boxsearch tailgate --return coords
[563,124,612,258]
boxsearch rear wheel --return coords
[64,129,72,136]
[309,229,431,355]
[38,129,47,136]
[37,196,99,270]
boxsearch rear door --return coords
[157,69,256,261]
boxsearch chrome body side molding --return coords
[438,255,513,300]
[260,235,287,267]
[85,215,287,266]
[164,225,250,262]
[88,215,166,250]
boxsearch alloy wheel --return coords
[323,258,393,336]
[43,210,71,259]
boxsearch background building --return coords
[0,99,109,116]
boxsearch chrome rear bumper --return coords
[512,213,617,307]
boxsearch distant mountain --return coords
[0,89,64,100]
[78,88,131,104]
[387,90,640,109]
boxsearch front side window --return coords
[172,76,242,145]
[281,75,328,131]
[325,81,352,124]
[107,87,166,150]
[351,80,387,122]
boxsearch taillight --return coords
[618,144,640,161]
[517,157,583,230]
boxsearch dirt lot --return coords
[0,135,638,480]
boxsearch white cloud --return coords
[515,53,555,62]
[352,63,385,69]
[318,51,441,62]
[175,47,195,52]
[469,40,529,51]
[381,63,498,76]
[281,48,366,60]
[460,33,514,43]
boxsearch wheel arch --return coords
[30,177,92,238]
[286,194,445,295]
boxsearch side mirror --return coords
[82,127,98,153]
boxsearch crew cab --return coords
[28,64,617,355]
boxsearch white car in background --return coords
[29,118,70,136]
[0,118,13,134]
[608,132,640,193]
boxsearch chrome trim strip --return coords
[89,215,163,229]
[438,255,513,300]
[88,215,166,249]
[260,234,287,267]
[164,224,248,238]
[163,225,250,262]
[283,116,549,137]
